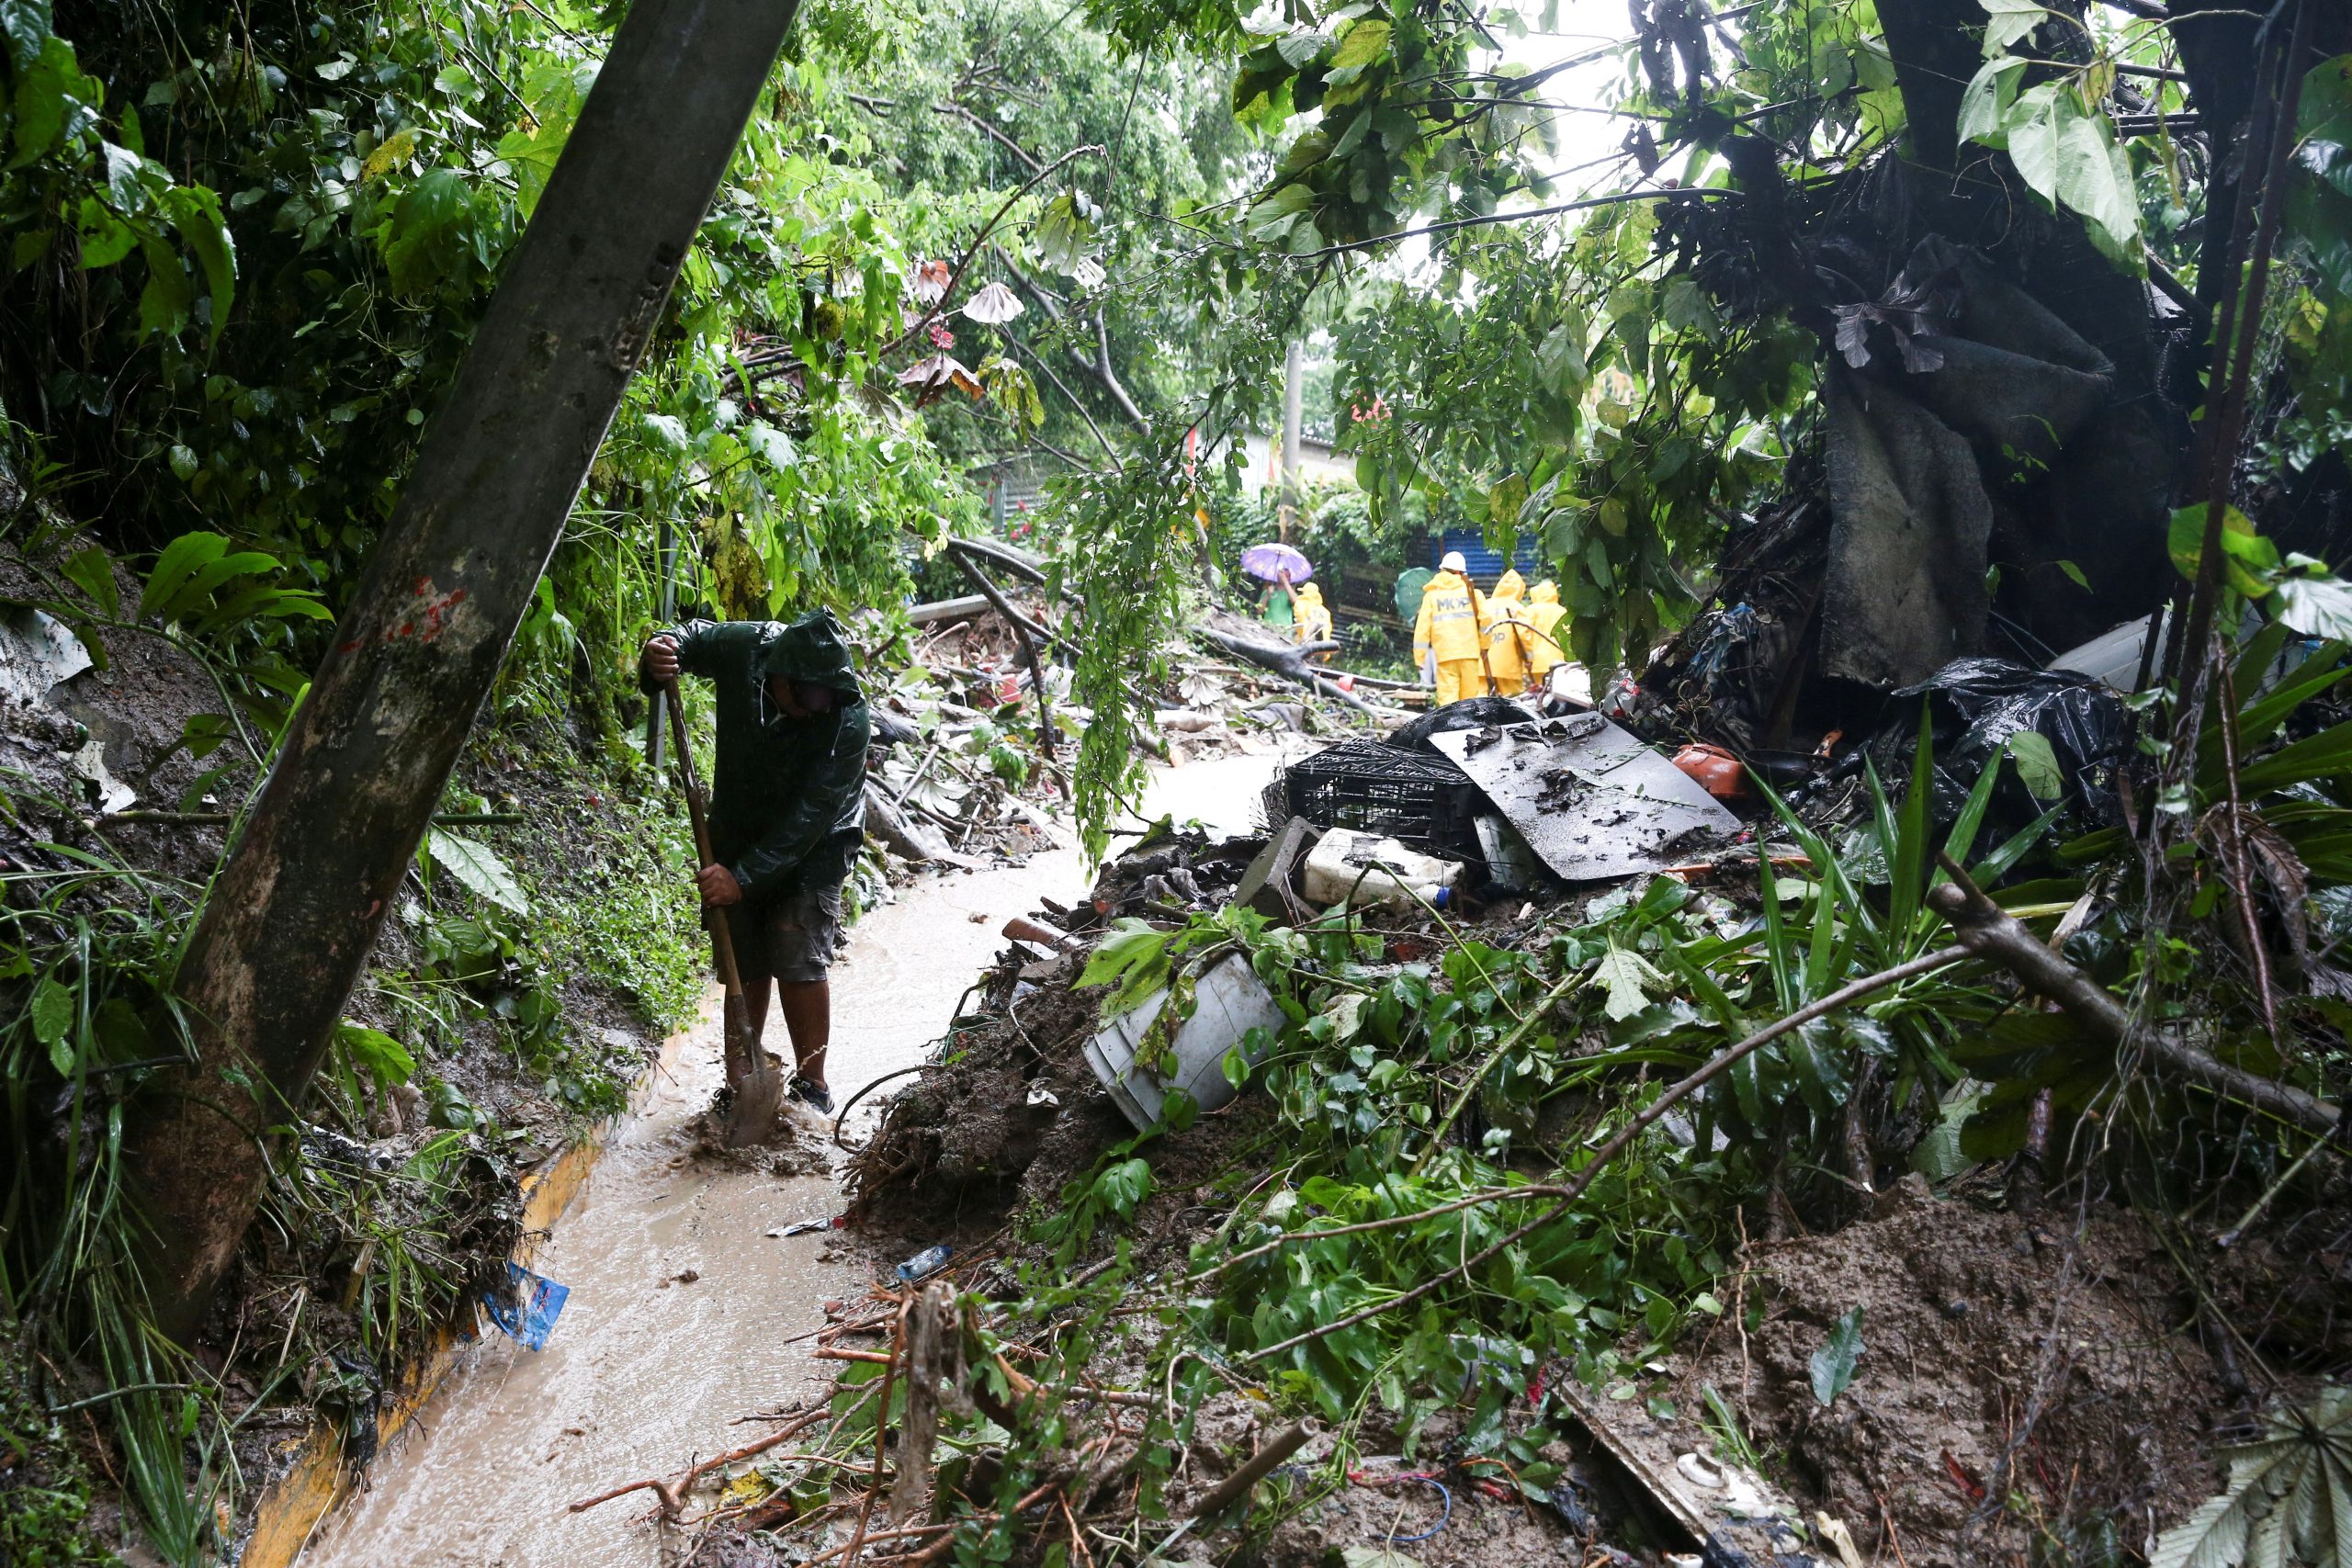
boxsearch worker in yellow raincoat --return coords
[1523,579,1567,682]
[1480,569,1534,693]
[1293,581,1334,660]
[1412,551,1488,705]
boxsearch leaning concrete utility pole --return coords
[126,0,804,1339]
[1279,340,1305,540]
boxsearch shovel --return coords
[664,678,783,1146]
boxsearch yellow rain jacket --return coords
[1413,570,1488,704]
[1412,570,1485,664]
[1524,580,1567,675]
[1294,581,1334,649]
[1480,570,1532,691]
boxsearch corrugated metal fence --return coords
[1435,527,1544,583]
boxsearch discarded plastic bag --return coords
[1866,657,2128,831]
[483,1262,570,1351]
[1384,695,1539,755]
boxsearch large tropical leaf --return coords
[2150,1386,2352,1568]
[427,829,531,917]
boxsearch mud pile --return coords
[845,825,1267,1234]
[1674,1176,2223,1565]
[845,958,1114,1228]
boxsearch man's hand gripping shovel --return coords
[663,678,783,1146]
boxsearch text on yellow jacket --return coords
[1411,569,1486,665]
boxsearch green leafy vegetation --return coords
[2,0,2350,1555]
[0,1345,113,1567]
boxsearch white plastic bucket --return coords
[1081,953,1286,1131]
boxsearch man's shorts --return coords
[716,883,843,985]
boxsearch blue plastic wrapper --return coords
[484,1262,570,1351]
[894,1245,952,1282]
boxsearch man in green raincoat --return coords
[639,610,869,1113]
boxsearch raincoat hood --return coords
[648,615,870,900]
[1295,582,1324,604]
[1494,570,1526,601]
[758,609,862,695]
[1531,580,1559,604]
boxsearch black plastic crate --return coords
[1272,741,1483,856]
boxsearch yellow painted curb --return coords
[239,1019,695,1568]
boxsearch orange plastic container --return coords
[1670,742,1747,801]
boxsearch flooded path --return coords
[305,846,1090,1568]
[304,750,1288,1566]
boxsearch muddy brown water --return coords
[305,753,1287,1566]
[304,849,1090,1566]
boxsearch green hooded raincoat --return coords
[648,612,869,901]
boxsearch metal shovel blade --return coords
[718,1007,782,1147]
[720,1061,784,1147]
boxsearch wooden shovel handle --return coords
[663,677,747,1002]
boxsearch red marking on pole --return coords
[365,581,472,646]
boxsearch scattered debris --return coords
[769,1216,842,1238]
[1430,714,1741,881]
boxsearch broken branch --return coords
[951,548,1059,768]
[1183,1422,1311,1519]
[1926,854,2344,1143]
[1197,626,1394,716]
[567,1404,831,1517]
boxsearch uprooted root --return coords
[844,964,1109,1224]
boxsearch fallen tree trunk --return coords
[946,536,1046,585]
[1197,625,1395,717]
[122,0,806,1338]
[909,593,991,626]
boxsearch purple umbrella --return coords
[1240,542,1313,583]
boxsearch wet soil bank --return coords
[303,845,1091,1568]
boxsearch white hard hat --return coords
[1440,550,1468,572]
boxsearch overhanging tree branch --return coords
[879,143,1103,359]
[1285,185,1736,260]
[996,251,1148,428]
[1004,334,1120,462]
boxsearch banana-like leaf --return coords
[2150,1386,2352,1568]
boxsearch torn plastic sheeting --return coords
[0,606,93,707]
[1,608,138,813]
[1820,366,1992,691]
[1866,657,2129,831]
[1430,715,1741,883]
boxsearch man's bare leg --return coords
[722,968,775,1080]
[775,979,830,1089]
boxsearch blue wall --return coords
[1435,527,1544,583]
